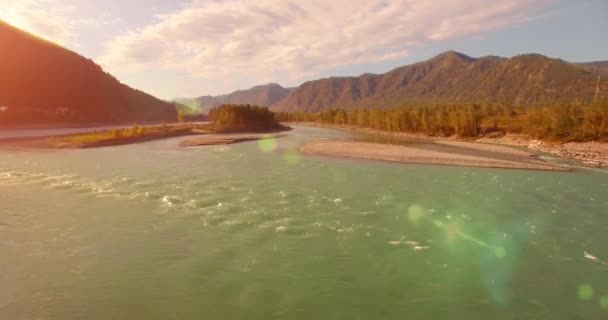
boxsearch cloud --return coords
[101,0,546,95]
[0,0,76,47]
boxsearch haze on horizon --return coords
[1,0,606,99]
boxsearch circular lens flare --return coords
[283,150,301,164]
[407,204,424,225]
[258,136,277,153]
[494,246,507,258]
[577,284,594,301]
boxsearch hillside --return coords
[272,51,606,112]
[579,61,608,75]
[0,20,176,126]
[177,83,292,115]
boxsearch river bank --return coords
[300,139,570,171]
[0,125,204,148]
[180,133,287,147]
[476,134,608,168]
[288,122,608,168]
[0,124,290,149]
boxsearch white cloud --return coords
[100,0,546,96]
[0,0,76,47]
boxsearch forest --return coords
[209,104,287,132]
[274,99,608,141]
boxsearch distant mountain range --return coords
[176,83,293,115]
[2,18,606,126]
[183,51,607,114]
[272,51,607,112]
[0,20,176,126]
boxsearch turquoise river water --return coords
[1,126,608,319]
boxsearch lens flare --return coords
[494,246,507,258]
[283,150,301,164]
[444,222,462,243]
[407,204,424,225]
[577,284,594,301]
[258,136,277,153]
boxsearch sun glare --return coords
[0,9,21,27]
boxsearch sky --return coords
[0,0,607,99]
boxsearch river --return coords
[1,126,607,319]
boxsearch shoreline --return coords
[300,139,571,171]
[180,133,287,147]
[0,129,200,149]
[0,120,208,131]
[0,121,601,171]
[0,125,290,149]
[288,122,607,168]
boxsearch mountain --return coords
[272,51,606,112]
[579,61,608,75]
[177,83,292,114]
[0,20,176,126]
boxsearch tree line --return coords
[274,99,608,141]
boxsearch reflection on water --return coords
[0,126,607,319]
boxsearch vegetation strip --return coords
[276,99,608,141]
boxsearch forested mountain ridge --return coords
[271,51,606,112]
[176,83,292,115]
[0,20,176,126]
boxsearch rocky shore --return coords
[476,134,608,168]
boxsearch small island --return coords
[180,104,290,147]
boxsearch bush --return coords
[581,98,608,140]
[110,128,123,138]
